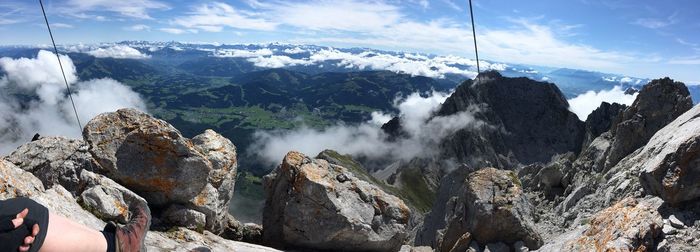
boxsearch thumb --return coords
[12,208,29,228]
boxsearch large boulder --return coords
[606,77,692,169]
[83,108,237,233]
[0,159,279,252]
[5,136,102,195]
[262,151,411,251]
[637,104,700,205]
[419,167,543,251]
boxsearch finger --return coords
[16,208,28,219]
[24,235,34,245]
[32,224,39,236]
[12,208,29,228]
[11,217,23,228]
[19,245,30,252]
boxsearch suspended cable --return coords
[39,0,83,132]
[468,0,481,79]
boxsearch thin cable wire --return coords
[468,0,481,79]
[39,0,83,131]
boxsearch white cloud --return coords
[211,46,506,79]
[214,48,274,58]
[52,23,74,29]
[567,86,637,120]
[247,55,313,68]
[87,45,151,59]
[125,24,151,31]
[250,91,486,166]
[668,56,700,65]
[270,0,401,32]
[159,28,190,34]
[172,2,276,32]
[0,50,77,90]
[0,50,147,154]
[283,47,306,54]
[65,0,169,19]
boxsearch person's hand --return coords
[18,223,39,252]
[0,208,40,252]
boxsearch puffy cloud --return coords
[87,45,151,59]
[250,91,486,167]
[567,86,637,120]
[0,50,147,154]
[0,50,78,89]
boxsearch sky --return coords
[0,0,698,83]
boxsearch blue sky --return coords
[0,0,698,83]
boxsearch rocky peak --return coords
[438,71,584,166]
[581,102,627,149]
[605,77,692,168]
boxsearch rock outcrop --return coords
[418,167,542,251]
[540,197,664,251]
[581,102,626,149]
[0,159,278,252]
[263,151,411,251]
[6,136,102,195]
[83,109,237,233]
[605,77,692,169]
[635,104,700,205]
[438,71,584,166]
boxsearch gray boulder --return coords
[78,170,148,224]
[637,104,700,205]
[5,136,101,195]
[422,167,542,251]
[263,151,411,251]
[163,205,207,231]
[606,77,692,169]
[83,108,237,233]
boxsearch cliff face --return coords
[437,71,585,167]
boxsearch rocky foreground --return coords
[2,72,700,252]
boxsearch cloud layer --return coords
[250,91,485,167]
[567,86,637,120]
[0,50,147,154]
[87,45,151,59]
[213,46,506,79]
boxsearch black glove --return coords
[0,215,33,252]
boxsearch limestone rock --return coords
[190,129,238,233]
[0,159,45,199]
[83,109,237,233]
[564,197,663,251]
[5,136,101,195]
[263,151,411,251]
[606,77,692,169]
[438,71,584,165]
[1,156,278,252]
[163,205,207,231]
[581,102,626,149]
[421,168,542,251]
[78,170,148,224]
[637,104,700,205]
